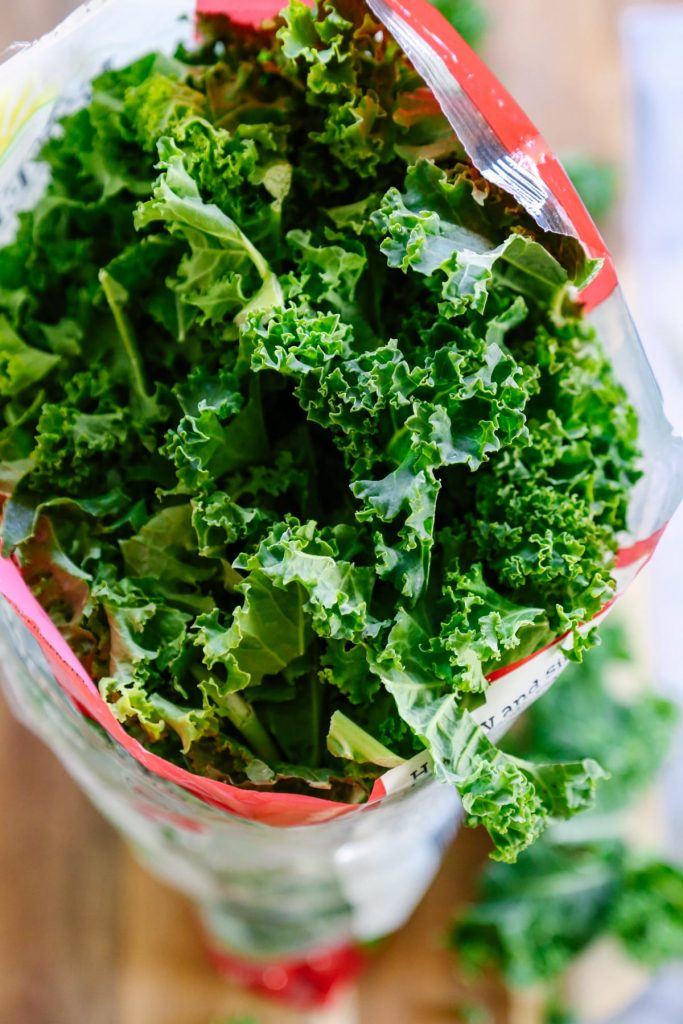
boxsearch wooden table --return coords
[0,2,671,1022]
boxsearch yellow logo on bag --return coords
[0,82,56,164]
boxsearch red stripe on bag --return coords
[205,939,365,1009]
[367,0,616,309]
[195,0,310,23]
[615,523,667,568]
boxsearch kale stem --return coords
[99,269,150,403]
[386,424,409,462]
[309,668,322,768]
[191,666,280,763]
[222,691,281,764]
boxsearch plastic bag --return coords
[0,0,681,1007]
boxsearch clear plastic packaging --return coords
[0,591,460,1004]
[0,0,681,1006]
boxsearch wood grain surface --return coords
[0,2,668,1022]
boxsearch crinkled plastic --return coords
[0,0,682,1006]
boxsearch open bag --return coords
[0,0,682,1008]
